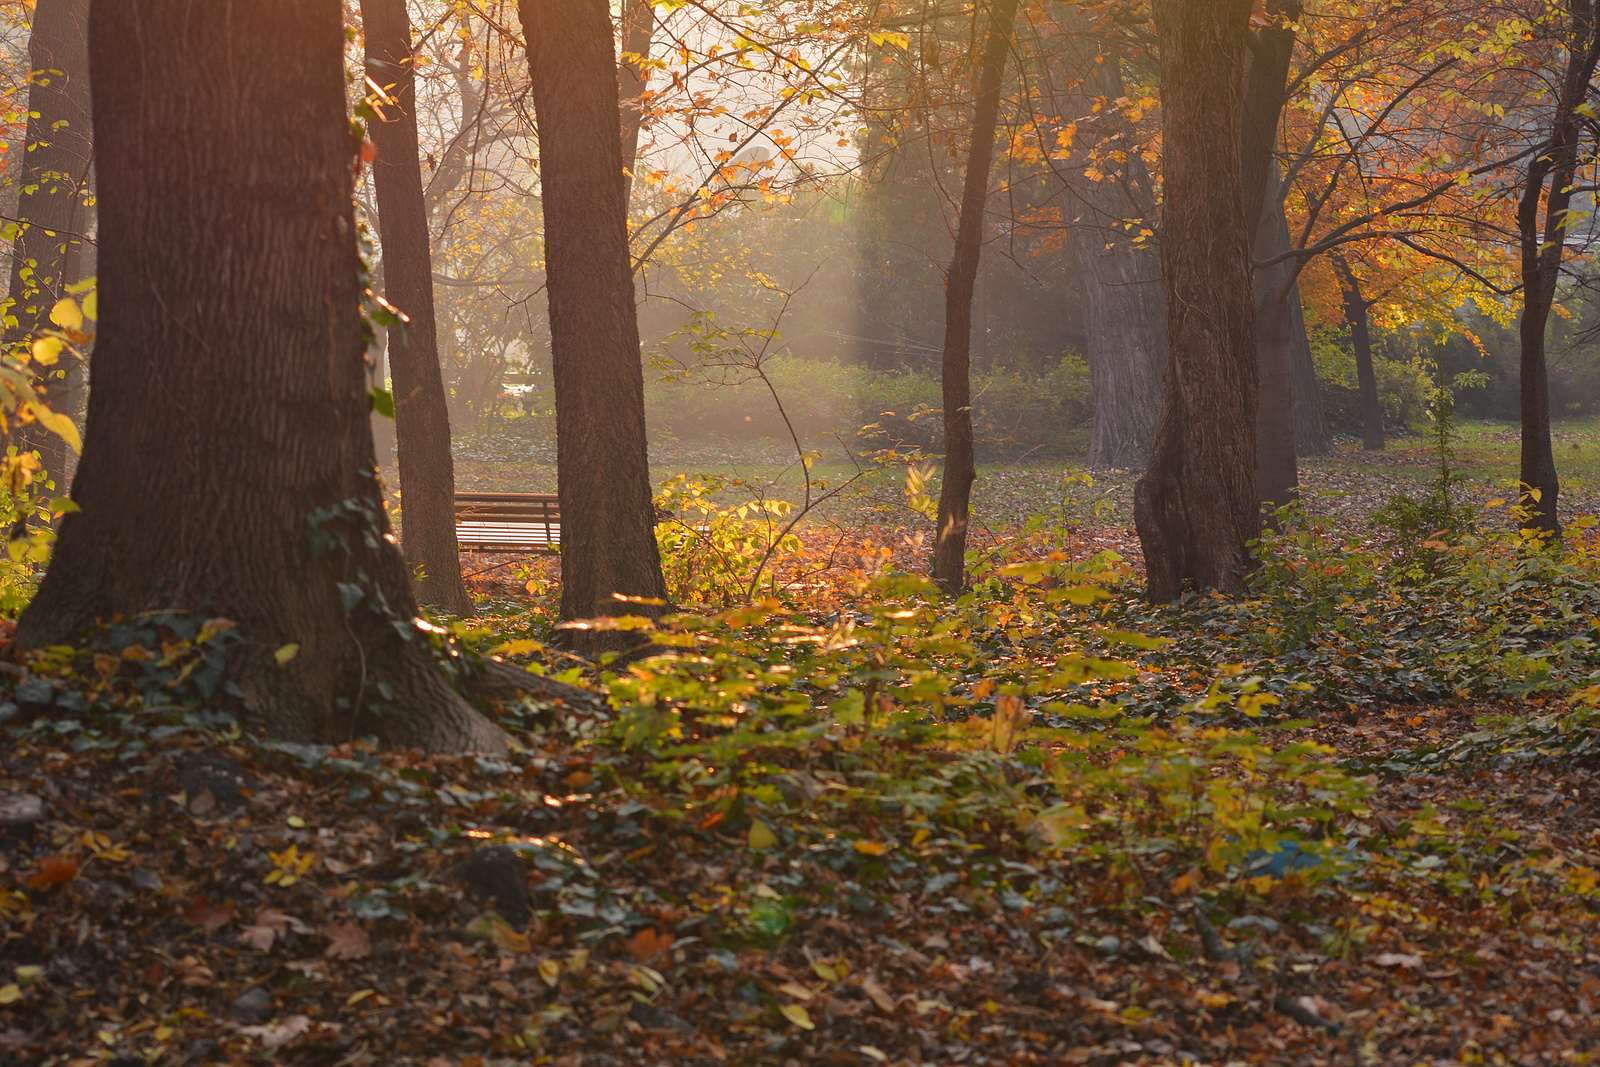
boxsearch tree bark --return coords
[618,0,655,202]
[1332,253,1383,450]
[1516,1,1600,537]
[1240,2,1302,512]
[360,0,473,617]
[1285,250,1333,456]
[5,0,91,494]
[518,0,669,639]
[933,0,1019,596]
[15,0,503,753]
[1134,0,1259,601]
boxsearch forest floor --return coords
[6,422,1600,1065]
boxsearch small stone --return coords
[454,846,531,930]
[172,752,258,814]
[231,986,272,1021]
[130,868,162,892]
[0,793,44,829]
[1095,935,1121,956]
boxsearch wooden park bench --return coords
[454,493,561,554]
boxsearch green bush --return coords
[644,353,1091,460]
[1310,323,1432,433]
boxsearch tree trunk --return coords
[1047,25,1167,471]
[361,0,473,617]
[1286,257,1333,456]
[933,0,1019,596]
[15,0,502,753]
[1516,1,1600,537]
[618,0,654,202]
[1134,0,1259,601]
[1075,219,1166,470]
[1333,254,1384,450]
[5,0,92,494]
[1240,2,1302,512]
[518,0,669,639]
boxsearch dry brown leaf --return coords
[861,976,897,1014]
[322,922,371,961]
[239,1014,311,1050]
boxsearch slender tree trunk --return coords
[933,0,1019,596]
[1252,185,1299,511]
[1285,255,1333,456]
[1333,253,1383,450]
[1134,0,1259,601]
[1240,2,1302,513]
[618,0,654,202]
[15,0,501,752]
[360,0,473,617]
[974,253,989,373]
[5,0,91,493]
[518,0,669,639]
[1516,1,1600,537]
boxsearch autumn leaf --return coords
[623,926,673,962]
[747,819,778,851]
[322,923,372,961]
[181,896,234,933]
[26,856,77,889]
[778,1003,814,1030]
[239,908,311,952]
[239,1014,311,1051]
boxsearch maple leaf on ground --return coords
[239,908,311,952]
[25,856,76,889]
[623,926,673,962]
[238,1014,310,1050]
[322,922,372,960]
[181,896,234,933]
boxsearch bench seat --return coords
[454,492,560,554]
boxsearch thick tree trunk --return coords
[618,0,654,201]
[1134,0,1259,601]
[5,0,91,493]
[933,0,1019,596]
[15,0,502,753]
[361,0,473,617]
[1075,221,1166,470]
[1333,254,1384,450]
[1049,28,1167,471]
[518,0,669,638]
[1515,1,1600,537]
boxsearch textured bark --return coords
[933,0,1019,596]
[1286,258,1332,456]
[1516,1,1600,537]
[1333,254,1384,450]
[361,0,473,617]
[618,0,654,201]
[5,0,91,493]
[1059,52,1167,471]
[518,0,669,638]
[1240,3,1302,512]
[15,0,502,753]
[1134,0,1259,601]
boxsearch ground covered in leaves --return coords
[10,449,1600,1065]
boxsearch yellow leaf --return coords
[81,290,96,321]
[809,959,839,983]
[859,1048,888,1063]
[852,840,890,856]
[49,298,82,331]
[287,816,306,829]
[31,336,63,366]
[0,985,18,1004]
[748,819,778,851]
[346,989,375,1007]
[779,1003,814,1030]
[538,958,562,987]
[777,981,814,1001]
[27,402,80,454]
[274,643,299,665]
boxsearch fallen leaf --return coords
[1373,952,1424,969]
[239,1014,311,1050]
[0,985,19,1005]
[779,1003,814,1030]
[852,839,890,856]
[181,896,234,934]
[859,1046,888,1063]
[322,923,371,961]
[748,819,778,851]
[239,908,311,952]
[861,976,898,1014]
[777,981,815,1001]
[463,911,532,954]
[623,926,673,962]
[538,958,562,987]
[26,856,77,889]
